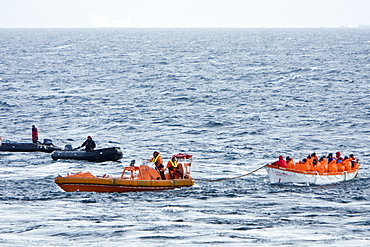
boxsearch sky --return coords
[1,0,370,28]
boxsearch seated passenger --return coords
[352,160,360,170]
[78,136,96,152]
[336,151,342,160]
[286,156,295,169]
[347,154,359,170]
[342,157,352,172]
[336,158,345,172]
[311,152,319,161]
[327,153,335,163]
[167,157,183,179]
[349,154,356,161]
[306,154,313,167]
[319,156,328,173]
[271,155,287,168]
[312,159,324,174]
[328,159,338,172]
[295,158,310,172]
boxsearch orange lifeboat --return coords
[54,154,194,193]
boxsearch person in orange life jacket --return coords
[32,125,38,144]
[319,156,328,173]
[342,156,352,172]
[167,156,183,179]
[150,151,166,180]
[349,154,360,170]
[271,155,287,168]
[295,158,311,172]
[306,154,313,167]
[335,152,344,172]
[336,161,345,172]
[328,156,338,173]
[294,160,302,170]
[286,156,295,169]
[79,136,96,152]
[311,152,318,161]
[312,159,325,173]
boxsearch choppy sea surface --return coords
[1,28,370,246]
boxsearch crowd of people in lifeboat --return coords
[270,152,360,174]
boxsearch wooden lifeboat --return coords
[55,153,194,193]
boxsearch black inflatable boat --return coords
[51,146,123,162]
[0,139,61,153]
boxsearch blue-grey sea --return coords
[1,28,370,246]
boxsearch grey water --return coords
[1,28,370,246]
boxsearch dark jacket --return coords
[81,139,96,151]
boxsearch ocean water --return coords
[1,28,370,246]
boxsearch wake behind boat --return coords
[0,138,61,153]
[55,153,194,193]
[51,145,123,162]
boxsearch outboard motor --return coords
[43,139,53,145]
[64,144,73,151]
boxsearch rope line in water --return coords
[194,165,266,182]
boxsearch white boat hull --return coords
[265,165,359,185]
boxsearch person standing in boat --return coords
[79,136,96,152]
[32,125,38,144]
[150,151,166,180]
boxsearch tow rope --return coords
[194,165,266,182]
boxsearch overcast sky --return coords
[1,0,370,28]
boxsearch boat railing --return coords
[121,166,141,180]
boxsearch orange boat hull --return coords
[55,176,194,193]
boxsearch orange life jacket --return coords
[296,161,310,172]
[328,159,338,172]
[342,159,352,171]
[306,158,313,167]
[337,161,345,172]
[312,161,325,174]
[320,158,328,173]
[286,159,295,169]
